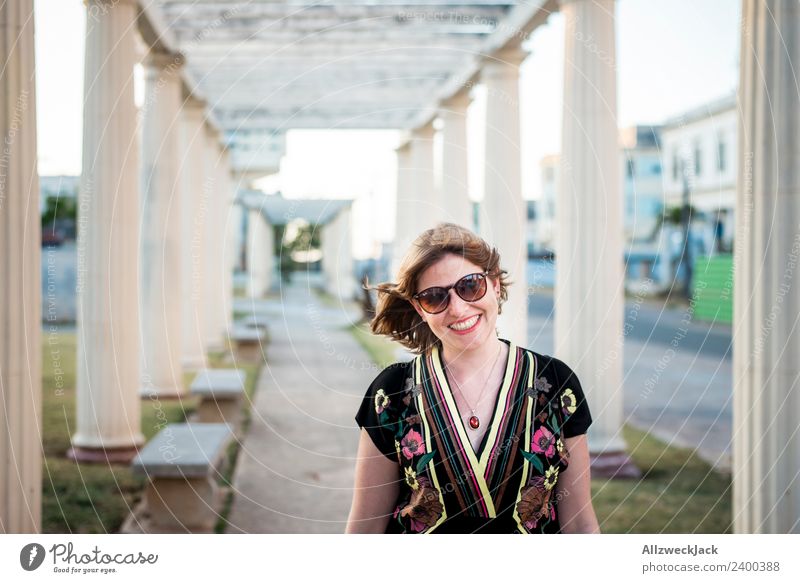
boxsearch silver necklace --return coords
[445,342,504,431]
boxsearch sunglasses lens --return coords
[418,290,449,314]
[455,274,487,301]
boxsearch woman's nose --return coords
[445,288,470,317]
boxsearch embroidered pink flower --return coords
[531,426,556,457]
[400,429,425,459]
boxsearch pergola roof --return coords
[238,190,351,226]
[142,0,553,174]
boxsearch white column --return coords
[218,147,234,334]
[247,209,270,298]
[202,126,224,351]
[335,206,355,300]
[263,217,274,293]
[323,208,340,296]
[439,91,472,229]
[734,0,800,534]
[139,50,185,398]
[391,141,414,278]
[229,200,245,274]
[71,0,144,462]
[481,48,528,348]
[179,98,208,371]
[0,0,42,533]
[410,123,438,232]
[557,0,634,476]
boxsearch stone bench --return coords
[190,368,246,432]
[129,423,233,533]
[229,325,266,361]
[238,313,270,332]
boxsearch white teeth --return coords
[449,315,479,331]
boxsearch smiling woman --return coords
[346,223,600,534]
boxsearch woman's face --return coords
[411,253,501,356]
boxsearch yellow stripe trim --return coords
[414,355,447,533]
[478,341,519,468]
[431,344,517,518]
[512,351,536,532]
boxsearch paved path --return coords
[225,276,378,533]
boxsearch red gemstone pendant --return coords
[468,415,480,430]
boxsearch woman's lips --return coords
[447,314,481,335]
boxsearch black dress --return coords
[355,339,593,533]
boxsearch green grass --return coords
[41,331,260,533]
[592,425,731,533]
[214,357,260,533]
[345,326,732,534]
[349,322,400,367]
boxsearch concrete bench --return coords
[129,423,233,533]
[190,368,246,431]
[229,325,266,361]
[238,313,270,332]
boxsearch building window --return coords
[718,137,726,172]
[694,140,702,176]
[672,150,679,181]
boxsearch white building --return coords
[534,126,664,253]
[660,93,737,252]
[620,126,663,242]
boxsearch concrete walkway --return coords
[225,275,379,533]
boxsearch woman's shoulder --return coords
[518,347,581,387]
[366,359,415,396]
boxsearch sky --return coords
[34,0,740,258]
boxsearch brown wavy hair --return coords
[368,223,511,355]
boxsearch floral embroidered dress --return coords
[355,338,592,534]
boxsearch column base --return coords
[589,450,641,479]
[181,356,208,372]
[66,444,140,465]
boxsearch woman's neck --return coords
[441,337,506,381]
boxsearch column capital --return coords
[441,88,471,112]
[183,94,207,113]
[412,121,436,139]
[481,46,528,79]
[205,122,222,141]
[144,48,185,71]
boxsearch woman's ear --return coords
[410,298,426,321]
[492,276,501,297]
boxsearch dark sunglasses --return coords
[412,272,490,314]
